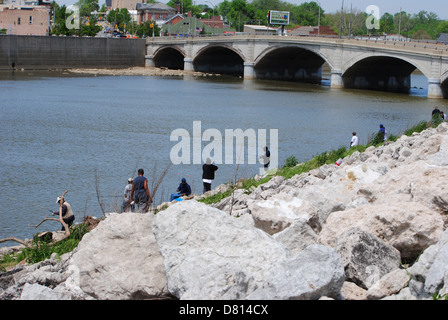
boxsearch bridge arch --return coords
[254,45,331,84]
[442,76,448,99]
[153,46,186,70]
[193,44,245,76]
[342,53,431,93]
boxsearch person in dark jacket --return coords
[170,178,192,202]
[202,158,218,193]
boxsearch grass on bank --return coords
[0,223,90,271]
[199,118,444,205]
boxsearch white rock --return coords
[319,202,443,260]
[20,283,62,300]
[66,212,169,300]
[366,269,410,300]
[152,201,344,300]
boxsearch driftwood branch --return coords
[0,237,31,248]
[32,215,63,228]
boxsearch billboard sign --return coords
[269,11,290,25]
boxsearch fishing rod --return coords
[9,197,54,214]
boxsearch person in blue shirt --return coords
[170,178,192,202]
[131,169,152,213]
[379,124,387,141]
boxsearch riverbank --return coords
[1,120,447,300]
[68,66,220,78]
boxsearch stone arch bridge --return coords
[145,35,448,99]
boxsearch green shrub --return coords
[198,189,233,205]
[404,121,429,136]
[14,223,90,265]
[284,155,299,168]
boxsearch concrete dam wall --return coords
[0,35,145,70]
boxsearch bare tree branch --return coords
[0,237,31,248]
[94,168,106,217]
[32,215,61,228]
[151,162,171,202]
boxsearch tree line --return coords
[169,0,448,39]
[50,0,448,39]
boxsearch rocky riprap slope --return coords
[1,123,448,300]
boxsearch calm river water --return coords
[1,70,448,245]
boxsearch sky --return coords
[56,0,448,20]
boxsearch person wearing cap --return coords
[379,124,388,141]
[54,196,75,230]
[131,168,152,213]
[202,158,218,193]
[120,177,135,213]
[170,178,192,202]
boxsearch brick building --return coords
[136,2,176,25]
[0,4,50,35]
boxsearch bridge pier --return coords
[244,62,255,80]
[330,69,344,89]
[184,58,194,71]
[145,55,155,68]
[428,79,444,99]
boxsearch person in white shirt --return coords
[350,132,359,148]
[120,178,135,213]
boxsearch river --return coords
[1,70,447,246]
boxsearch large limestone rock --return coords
[247,193,312,235]
[273,218,318,255]
[67,213,169,300]
[319,202,443,260]
[335,228,401,289]
[20,283,62,300]
[366,269,410,300]
[152,200,345,300]
[407,228,448,297]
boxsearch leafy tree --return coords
[50,1,102,36]
[291,1,323,26]
[394,11,415,37]
[218,0,232,21]
[409,10,440,39]
[135,20,160,38]
[79,16,102,36]
[380,12,395,34]
[436,21,448,35]
[75,0,99,18]
[107,8,132,32]
[51,2,70,35]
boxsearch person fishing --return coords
[54,196,75,230]
[170,177,192,202]
[120,178,135,213]
[130,168,152,213]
